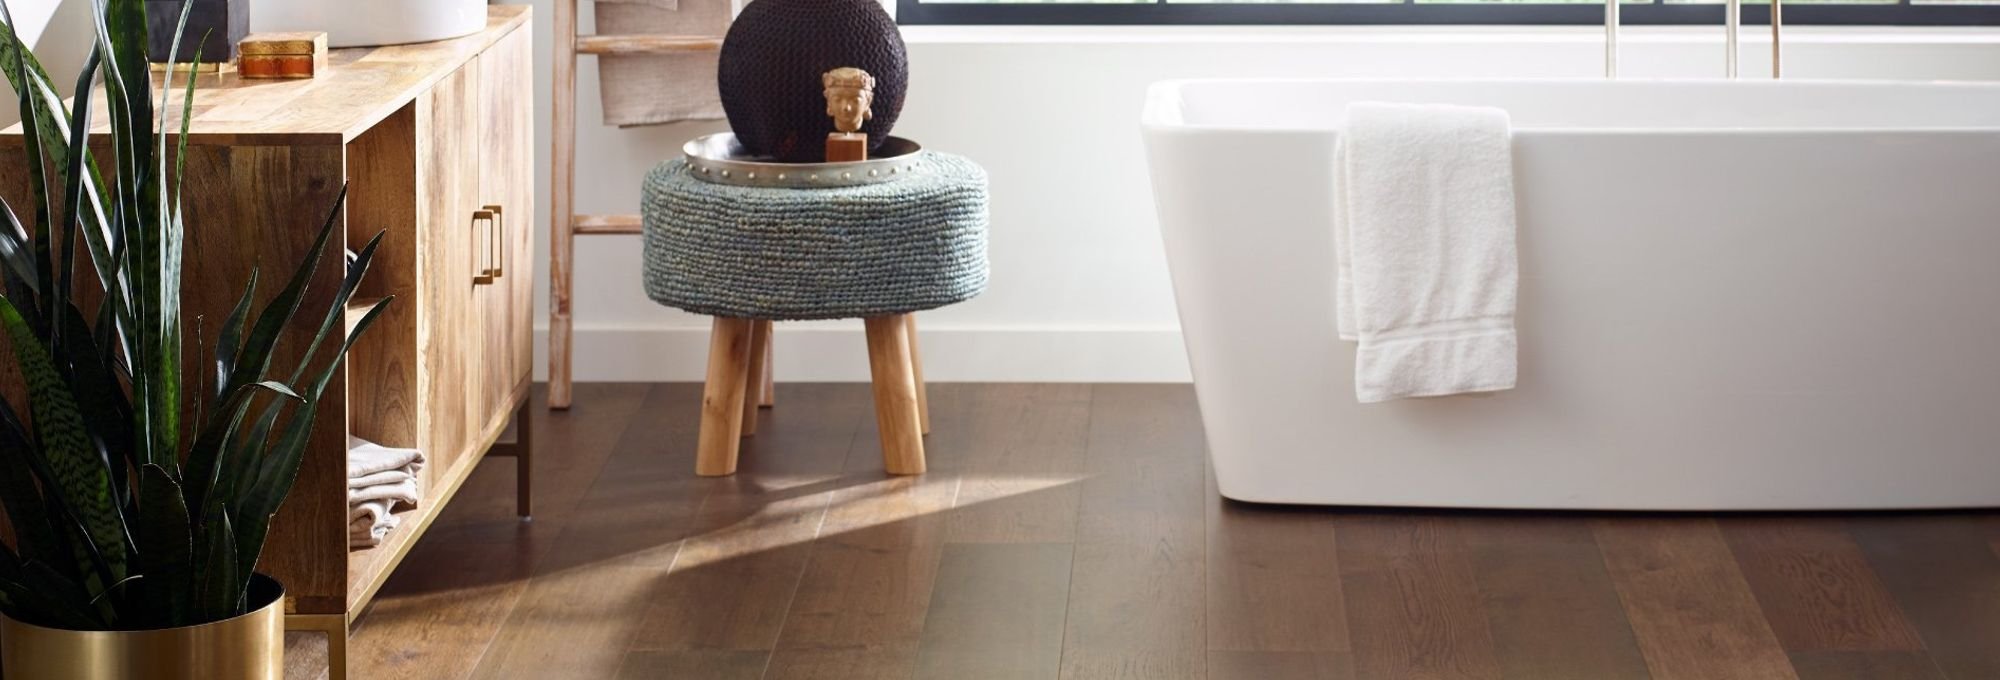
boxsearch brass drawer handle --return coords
[483,204,505,278]
[473,209,497,285]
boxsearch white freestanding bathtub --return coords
[251,0,487,48]
[1142,79,2000,510]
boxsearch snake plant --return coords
[0,0,390,629]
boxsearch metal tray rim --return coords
[682,132,925,188]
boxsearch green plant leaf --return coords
[193,209,342,522]
[216,224,380,522]
[87,0,162,472]
[216,185,346,405]
[184,379,298,519]
[0,545,100,629]
[0,394,63,567]
[173,40,198,247]
[193,504,238,621]
[0,296,126,583]
[0,4,118,315]
[136,1,195,476]
[155,5,193,140]
[29,558,108,625]
[0,195,39,299]
[213,269,256,408]
[7,1,53,339]
[308,297,390,402]
[133,464,190,626]
[86,575,142,619]
[215,386,299,531]
[0,9,75,179]
[234,296,391,585]
[0,543,56,626]
[0,388,95,588]
[165,48,198,431]
[291,228,382,386]
[58,301,134,508]
[219,388,286,508]
[0,7,89,156]
[98,0,151,181]
[234,408,317,589]
[0,2,113,260]
[92,261,120,374]
[54,47,102,345]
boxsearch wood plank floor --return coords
[289,383,2000,680]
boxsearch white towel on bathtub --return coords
[1334,102,1519,403]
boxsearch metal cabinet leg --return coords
[487,399,535,519]
[515,400,533,519]
[328,622,347,680]
[287,614,348,680]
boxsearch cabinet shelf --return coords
[344,379,525,616]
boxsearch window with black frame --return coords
[896,0,2000,26]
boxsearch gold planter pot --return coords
[0,574,284,680]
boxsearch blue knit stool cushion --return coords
[641,152,990,321]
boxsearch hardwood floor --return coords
[290,383,2000,680]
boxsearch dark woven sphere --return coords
[718,0,908,163]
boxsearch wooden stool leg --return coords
[907,315,930,435]
[759,325,776,408]
[742,320,770,436]
[697,317,755,476]
[864,314,926,475]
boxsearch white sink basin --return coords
[250,0,487,48]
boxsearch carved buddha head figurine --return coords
[822,67,876,134]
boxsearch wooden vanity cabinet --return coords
[0,8,536,678]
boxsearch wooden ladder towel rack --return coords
[549,0,725,408]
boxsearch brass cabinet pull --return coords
[482,204,505,278]
[472,209,497,285]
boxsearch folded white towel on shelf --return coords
[347,439,426,479]
[348,500,401,549]
[349,478,421,508]
[348,498,394,528]
[346,438,426,550]
[1334,101,1520,403]
[349,525,390,549]
[348,468,414,490]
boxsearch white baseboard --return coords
[533,324,1193,382]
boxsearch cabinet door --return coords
[417,63,486,474]
[475,25,534,423]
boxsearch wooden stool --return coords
[637,150,987,477]
[695,316,932,476]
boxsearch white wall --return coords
[534,3,2000,382]
[4,0,99,101]
[13,2,2000,382]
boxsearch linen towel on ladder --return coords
[594,0,732,126]
[1334,101,1520,403]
